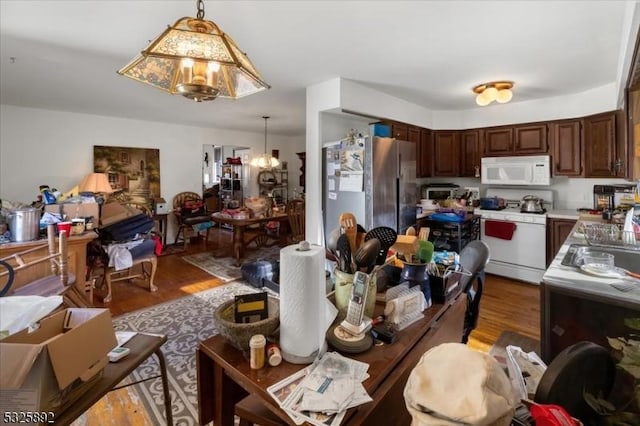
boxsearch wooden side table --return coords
[153,214,168,247]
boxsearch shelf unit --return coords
[417,214,480,253]
[259,168,288,205]
[219,163,243,205]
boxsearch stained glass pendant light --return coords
[117,0,269,102]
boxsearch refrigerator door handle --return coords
[398,152,402,178]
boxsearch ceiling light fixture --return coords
[251,116,280,169]
[117,0,269,102]
[472,81,514,106]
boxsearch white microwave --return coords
[481,155,551,186]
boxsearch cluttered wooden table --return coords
[196,292,466,426]
[210,212,289,266]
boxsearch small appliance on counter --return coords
[420,183,460,201]
[613,184,637,209]
[479,197,505,210]
[593,185,614,211]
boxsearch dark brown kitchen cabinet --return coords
[484,127,513,156]
[546,218,576,267]
[391,123,408,141]
[432,131,459,176]
[583,111,617,177]
[551,120,583,176]
[514,124,548,154]
[417,128,432,178]
[460,129,481,177]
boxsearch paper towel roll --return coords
[279,241,329,364]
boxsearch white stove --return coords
[475,188,553,284]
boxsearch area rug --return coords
[112,280,262,426]
[181,244,281,282]
[489,330,540,370]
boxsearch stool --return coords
[103,254,157,303]
[235,394,284,426]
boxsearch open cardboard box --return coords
[44,202,100,223]
[0,308,117,414]
[100,202,143,227]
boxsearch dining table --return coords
[210,212,290,266]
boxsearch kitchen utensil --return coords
[364,226,398,265]
[357,224,366,249]
[8,207,40,242]
[392,235,419,261]
[339,212,358,254]
[520,195,545,213]
[326,227,341,255]
[354,238,380,272]
[336,233,353,274]
[479,197,505,210]
[405,226,416,236]
[580,264,640,280]
[418,227,430,241]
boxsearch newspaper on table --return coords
[267,352,372,426]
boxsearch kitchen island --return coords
[541,221,640,362]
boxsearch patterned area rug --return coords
[181,244,281,282]
[489,330,540,370]
[112,281,263,426]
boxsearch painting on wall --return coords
[93,146,160,207]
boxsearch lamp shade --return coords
[79,173,113,194]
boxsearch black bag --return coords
[98,214,154,242]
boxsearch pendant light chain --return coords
[196,0,205,19]
[263,116,270,154]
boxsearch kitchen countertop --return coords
[542,221,640,308]
[546,209,580,220]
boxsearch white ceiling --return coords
[0,1,635,136]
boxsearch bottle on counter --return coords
[267,343,282,367]
[249,334,266,369]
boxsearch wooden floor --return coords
[78,228,540,425]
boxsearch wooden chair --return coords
[286,198,305,243]
[172,191,212,248]
[0,224,83,307]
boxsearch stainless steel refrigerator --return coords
[323,131,417,239]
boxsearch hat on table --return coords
[404,343,516,425]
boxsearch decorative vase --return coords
[400,262,432,306]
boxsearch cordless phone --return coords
[340,272,372,336]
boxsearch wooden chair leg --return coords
[146,256,158,293]
[104,271,113,303]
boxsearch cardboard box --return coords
[100,202,143,227]
[44,202,99,222]
[0,308,117,414]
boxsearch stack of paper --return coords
[267,352,372,426]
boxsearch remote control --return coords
[108,346,130,362]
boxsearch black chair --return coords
[458,240,490,344]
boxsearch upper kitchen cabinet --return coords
[391,122,408,140]
[460,129,482,177]
[583,111,621,177]
[417,128,432,178]
[551,119,583,176]
[432,131,460,176]
[514,124,548,154]
[484,124,548,156]
[484,127,513,156]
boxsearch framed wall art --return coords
[93,146,160,207]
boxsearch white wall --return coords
[0,105,304,242]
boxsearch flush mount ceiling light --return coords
[117,0,269,102]
[472,81,514,106]
[250,116,280,169]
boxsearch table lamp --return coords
[79,173,114,224]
